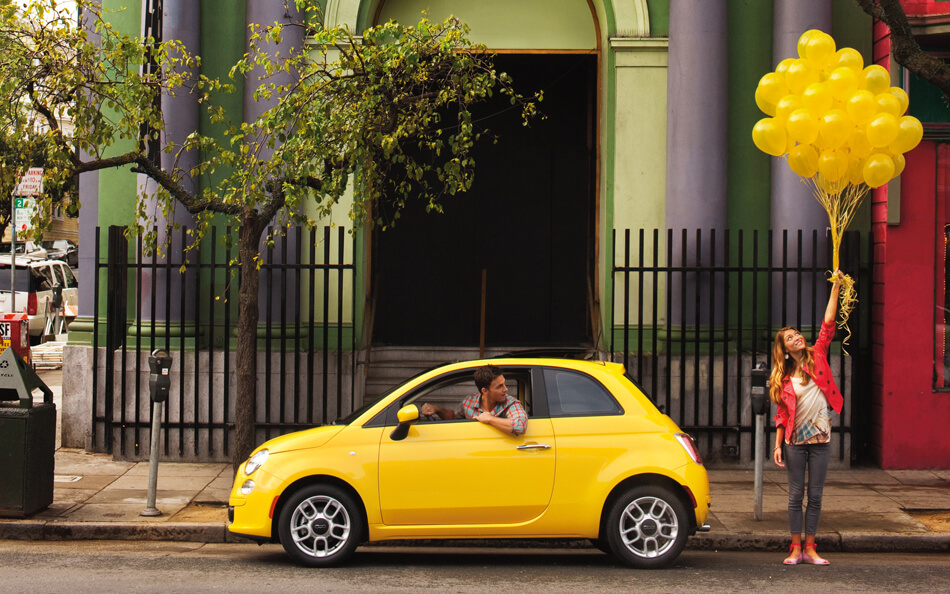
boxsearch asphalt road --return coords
[1,542,948,593]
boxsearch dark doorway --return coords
[372,54,597,347]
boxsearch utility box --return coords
[0,347,54,518]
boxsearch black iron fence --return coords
[91,225,358,461]
[611,229,871,464]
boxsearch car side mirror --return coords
[390,404,420,441]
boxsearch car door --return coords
[376,367,556,526]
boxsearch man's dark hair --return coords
[474,364,504,392]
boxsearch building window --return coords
[936,143,950,390]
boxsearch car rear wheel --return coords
[605,485,689,569]
[278,484,363,567]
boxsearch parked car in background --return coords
[0,241,47,260]
[0,256,78,338]
[228,357,710,569]
[40,239,78,267]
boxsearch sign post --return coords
[10,168,42,314]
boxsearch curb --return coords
[2,522,948,553]
[0,521,246,543]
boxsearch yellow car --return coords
[228,358,710,568]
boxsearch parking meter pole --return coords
[141,349,172,518]
[141,400,163,517]
[750,362,769,521]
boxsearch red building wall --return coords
[871,9,950,468]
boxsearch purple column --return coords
[771,0,833,326]
[140,0,200,322]
[244,1,304,322]
[665,1,728,324]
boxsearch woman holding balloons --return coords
[770,269,845,566]
[751,28,924,567]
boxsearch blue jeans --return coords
[784,442,831,536]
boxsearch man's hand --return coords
[475,411,493,424]
[421,403,437,416]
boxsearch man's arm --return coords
[475,400,527,435]
[420,403,456,419]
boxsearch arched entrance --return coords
[368,1,599,348]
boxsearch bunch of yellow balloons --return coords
[752,29,923,190]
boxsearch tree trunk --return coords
[233,213,267,473]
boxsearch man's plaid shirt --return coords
[454,393,527,435]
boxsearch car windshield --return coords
[332,366,437,426]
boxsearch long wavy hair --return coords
[769,326,815,404]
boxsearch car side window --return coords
[544,368,622,417]
[60,264,78,288]
[31,266,56,291]
[398,370,531,424]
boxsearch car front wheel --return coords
[277,484,363,567]
[605,485,689,569]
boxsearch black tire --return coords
[604,485,689,569]
[277,484,363,567]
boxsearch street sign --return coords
[15,167,43,196]
[13,198,35,233]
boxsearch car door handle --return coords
[516,444,551,450]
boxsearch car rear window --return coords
[0,264,32,292]
[544,368,623,417]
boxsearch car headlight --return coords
[244,449,269,475]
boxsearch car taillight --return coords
[27,292,37,315]
[675,433,704,465]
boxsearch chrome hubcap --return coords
[619,496,679,558]
[289,495,351,558]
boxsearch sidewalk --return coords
[2,369,948,551]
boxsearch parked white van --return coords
[0,256,78,338]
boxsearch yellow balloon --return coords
[818,148,849,182]
[849,127,873,158]
[892,152,906,178]
[786,59,820,95]
[819,109,853,148]
[831,47,864,73]
[802,82,833,116]
[775,58,796,77]
[861,64,891,95]
[828,67,858,101]
[875,92,901,117]
[847,155,867,186]
[775,94,803,122]
[866,112,899,147]
[863,153,895,188]
[757,72,789,106]
[888,87,909,116]
[753,117,788,156]
[801,30,836,69]
[788,143,819,177]
[846,90,877,126]
[889,115,924,153]
[817,173,848,194]
[786,108,820,144]
[756,88,776,116]
[797,30,821,60]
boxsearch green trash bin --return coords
[0,347,55,518]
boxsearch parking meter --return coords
[750,361,769,415]
[143,349,172,517]
[50,285,62,310]
[148,349,172,404]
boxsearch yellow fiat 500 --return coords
[228,358,710,568]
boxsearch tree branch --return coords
[856,0,950,100]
